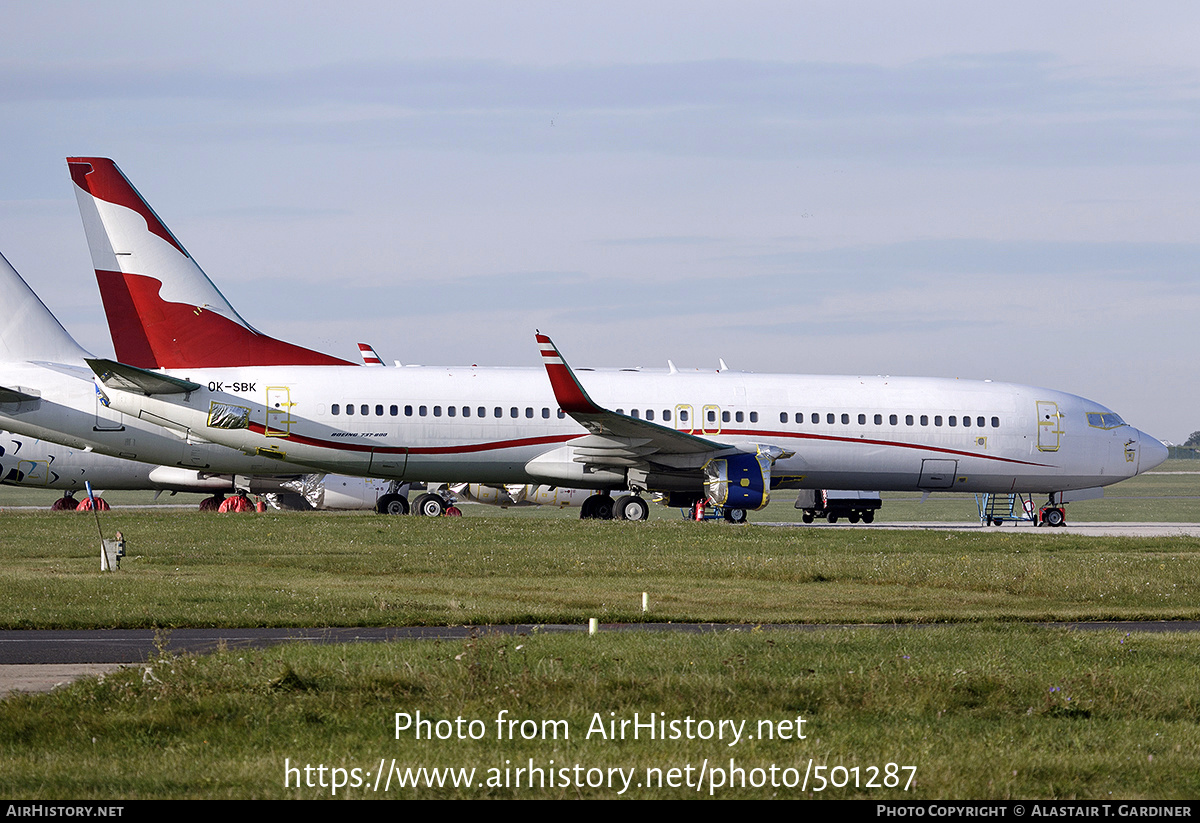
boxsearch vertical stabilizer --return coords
[67,157,354,369]
[0,252,91,364]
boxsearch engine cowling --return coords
[703,446,790,511]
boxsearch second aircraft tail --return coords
[67,157,354,369]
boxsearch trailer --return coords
[795,490,882,524]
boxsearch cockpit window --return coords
[1087,412,1126,429]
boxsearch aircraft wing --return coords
[536,332,722,466]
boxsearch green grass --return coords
[3,627,1198,798]
[3,475,1200,799]
[2,510,1200,628]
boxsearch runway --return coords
[760,521,1200,537]
[6,618,1200,698]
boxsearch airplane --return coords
[69,158,1169,524]
[0,250,355,494]
[0,429,410,512]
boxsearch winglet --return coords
[536,333,603,414]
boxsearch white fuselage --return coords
[0,360,315,477]
[96,364,1165,495]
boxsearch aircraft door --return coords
[94,385,124,431]
[701,405,722,435]
[368,448,408,479]
[1036,401,1062,452]
[918,459,957,490]
[674,405,695,434]
[265,387,295,437]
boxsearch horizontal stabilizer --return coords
[0,386,40,403]
[86,358,201,395]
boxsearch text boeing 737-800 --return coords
[68,157,1167,523]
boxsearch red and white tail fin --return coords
[357,343,385,366]
[0,251,91,364]
[67,157,354,369]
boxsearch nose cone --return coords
[1138,431,1169,474]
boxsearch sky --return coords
[2,1,1198,442]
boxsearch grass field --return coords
[1,464,1198,798]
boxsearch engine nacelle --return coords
[703,446,790,511]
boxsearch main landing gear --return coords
[580,493,650,521]
[376,491,462,516]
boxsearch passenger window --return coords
[346,404,355,416]
[708,410,716,422]
[558,409,566,419]
[646,409,655,421]
[812,413,819,424]
[390,405,398,416]
[949,416,957,427]
[977,417,985,428]
[494,407,502,418]
[858,414,866,425]
[795,413,803,424]
[905,415,914,426]
[889,414,898,425]
[679,410,688,422]
[841,413,849,424]
[735,411,744,423]
[991,417,1000,428]
[827,413,835,424]
[525,407,534,418]
[433,406,441,417]
[542,408,550,419]
[750,411,758,423]
[780,412,788,424]
[478,407,485,418]
[419,405,427,417]
[874,414,882,425]
[632,409,641,419]
[663,410,671,422]
[934,415,942,426]
[510,407,518,418]
[376,405,384,416]
[331,404,340,415]
[920,415,928,426]
[448,406,456,417]
[360,405,368,416]
[405,405,413,416]
[462,407,470,418]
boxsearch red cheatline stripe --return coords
[245,421,1051,467]
[247,421,575,455]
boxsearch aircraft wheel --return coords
[413,493,447,517]
[863,511,875,524]
[616,495,650,521]
[376,494,409,515]
[848,511,861,524]
[1044,507,1065,527]
[827,513,838,523]
[581,493,614,520]
[723,507,748,524]
[802,512,814,524]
